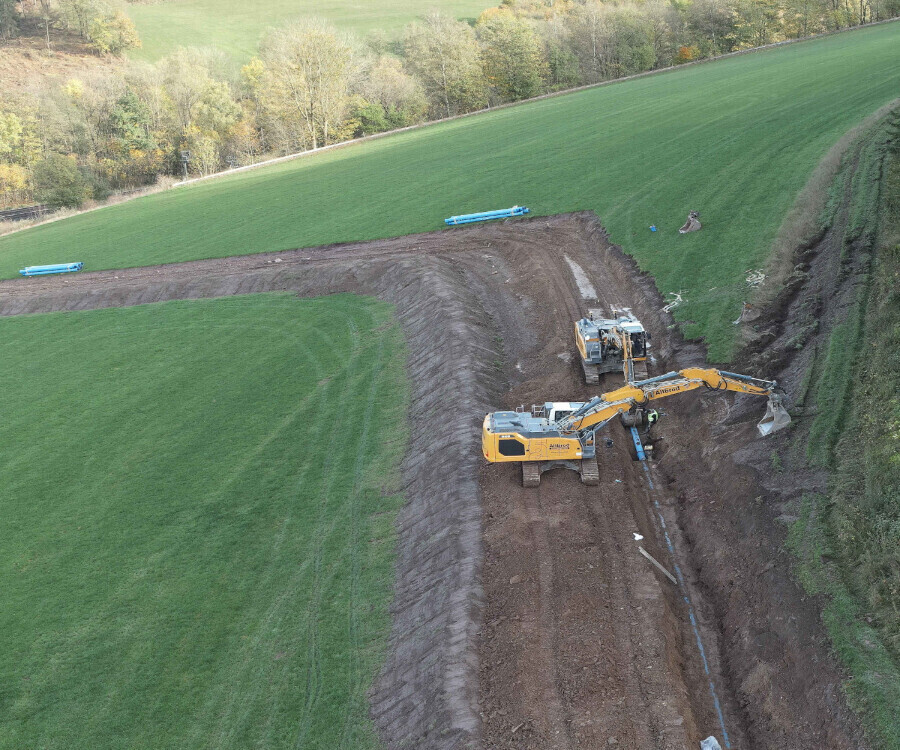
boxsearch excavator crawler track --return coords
[580,457,600,485]
[581,359,600,385]
[522,462,541,488]
[632,361,649,381]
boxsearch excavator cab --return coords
[619,321,650,361]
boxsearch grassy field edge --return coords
[2,22,899,360]
[782,111,900,749]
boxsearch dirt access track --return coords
[0,213,868,749]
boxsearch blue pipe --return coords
[19,262,83,276]
[445,206,530,225]
[629,426,646,460]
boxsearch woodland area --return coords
[1,0,899,209]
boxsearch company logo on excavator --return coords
[549,443,569,450]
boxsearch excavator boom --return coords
[562,369,786,433]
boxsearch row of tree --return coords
[2,0,899,209]
[1,0,140,54]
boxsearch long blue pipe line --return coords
[19,262,83,276]
[630,426,731,748]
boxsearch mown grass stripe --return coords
[0,293,407,750]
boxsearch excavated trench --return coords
[0,212,867,749]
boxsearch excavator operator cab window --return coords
[498,438,526,457]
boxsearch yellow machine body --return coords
[574,310,650,383]
[482,414,584,463]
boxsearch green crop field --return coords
[3,22,899,358]
[127,0,489,61]
[0,293,408,749]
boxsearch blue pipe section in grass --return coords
[444,206,529,225]
[19,262,84,276]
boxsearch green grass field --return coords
[0,293,408,749]
[3,22,899,358]
[127,0,489,60]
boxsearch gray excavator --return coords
[575,310,651,384]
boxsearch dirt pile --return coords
[0,212,868,749]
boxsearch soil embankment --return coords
[655,124,886,749]
[0,212,868,748]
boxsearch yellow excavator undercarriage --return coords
[482,367,791,486]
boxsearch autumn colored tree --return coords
[403,12,488,118]
[258,21,353,150]
[88,10,141,56]
[477,11,549,101]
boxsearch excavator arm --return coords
[559,368,790,436]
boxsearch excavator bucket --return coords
[758,394,791,436]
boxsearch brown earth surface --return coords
[0,212,869,749]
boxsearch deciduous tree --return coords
[403,12,488,118]
[33,153,90,207]
[0,0,18,40]
[88,10,140,55]
[258,21,353,151]
[0,163,29,207]
[357,55,428,127]
[477,11,549,101]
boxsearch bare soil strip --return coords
[0,212,867,749]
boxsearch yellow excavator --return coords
[482,368,791,487]
[575,310,650,383]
